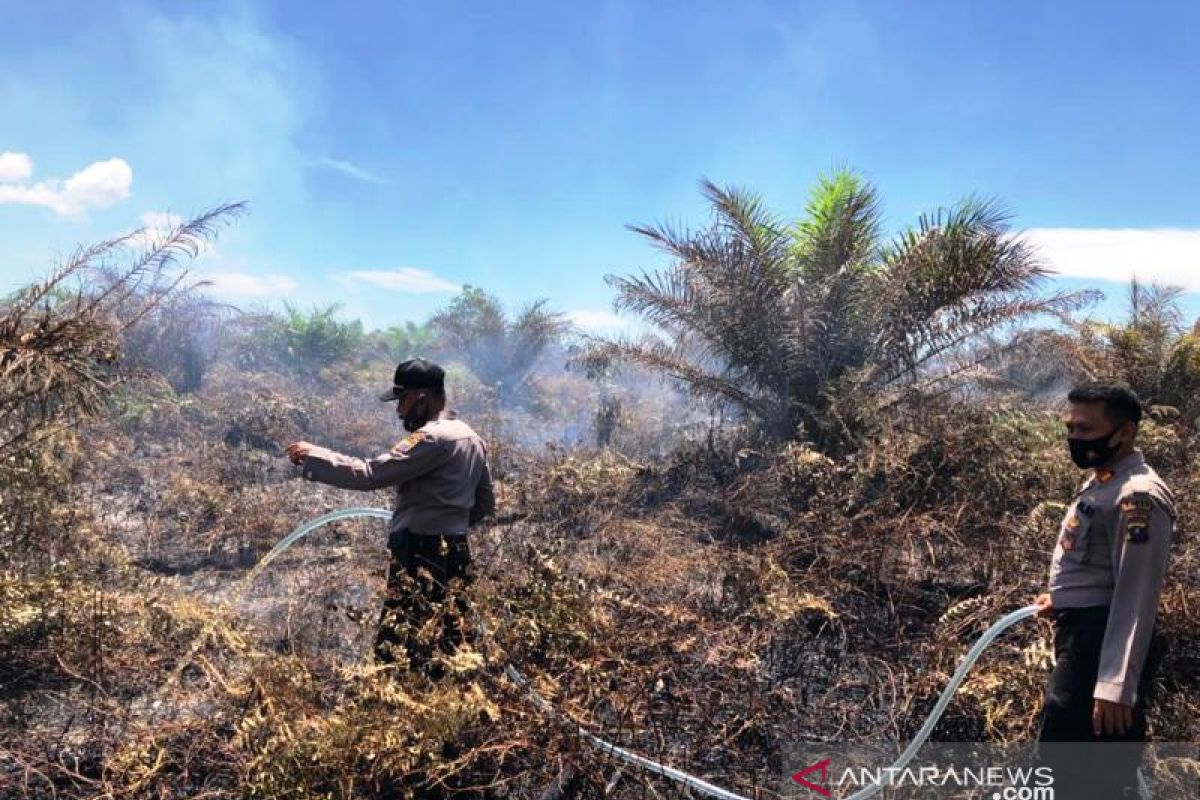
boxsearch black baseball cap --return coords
[378,358,445,401]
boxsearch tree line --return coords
[5,167,1199,468]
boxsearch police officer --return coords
[1032,383,1177,799]
[285,358,495,677]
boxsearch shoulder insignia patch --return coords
[1121,494,1154,516]
[1127,524,1149,544]
[1122,493,1154,543]
[392,430,429,455]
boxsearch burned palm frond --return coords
[0,203,245,459]
[578,333,769,423]
[968,328,1089,400]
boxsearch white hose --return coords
[263,508,1041,800]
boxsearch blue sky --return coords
[2,0,1198,332]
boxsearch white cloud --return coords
[0,152,33,182]
[59,159,134,214]
[346,267,460,293]
[0,12,308,290]
[127,210,188,250]
[566,308,628,333]
[1025,228,1200,291]
[313,157,389,185]
[198,272,298,298]
[0,156,133,218]
[140,210,183,230]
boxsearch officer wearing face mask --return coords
[285,358,495,678]
[1031,383,1176,799]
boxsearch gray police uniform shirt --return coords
[300,416,495,536]
[1047,448,1176,706]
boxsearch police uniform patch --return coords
[392,430,428,455]
[1122,493,1154,544]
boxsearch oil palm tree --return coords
[267,302,366,372]
[429,286,570,404]
[368,320,436,365]
[1067,279,1200,422]
[583,169,1088,451]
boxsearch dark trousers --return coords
[373,528,473,678]
[1035,605,1162,799]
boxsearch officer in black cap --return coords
[286,358,495,677]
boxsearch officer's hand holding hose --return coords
[1030,592,1134,735]
[1094,698,1134,737]
[286,441,313,465]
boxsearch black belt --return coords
[387,527,467,558]
[1051,605,1109,625]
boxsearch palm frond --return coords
[698,178,790,265]
[1,203,244,457]
[792,166,882,282]
[578,335,769,420]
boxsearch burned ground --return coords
[4,359,1199,798]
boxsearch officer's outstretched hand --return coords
[1093,698,1133,737]
[286,441,314,465]
[1033,592,1054,618]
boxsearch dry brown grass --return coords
[4,331,1200,798]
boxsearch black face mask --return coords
[1068,429,1122,469]
[401,395,433,432]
